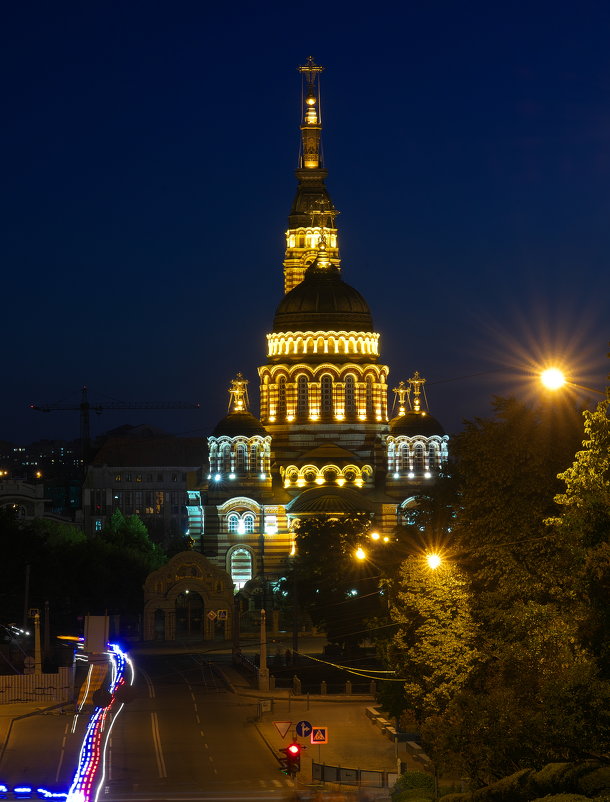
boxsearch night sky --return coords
[2,1,609,445]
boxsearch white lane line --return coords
[150,711,167,779]
[141,668,156,698]
[54,722,70,782]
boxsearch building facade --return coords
[192,59,449,593]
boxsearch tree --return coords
[547,396,610,673]
[451,396,583,631]
[385,555,479,721]
[289,514,384,649]
[411,395,609,784]
[102,508,164,566]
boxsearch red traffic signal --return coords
[279,742,302,774]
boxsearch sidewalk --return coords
[0,702,67,766]
[217,662,408,786]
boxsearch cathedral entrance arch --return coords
[143,551,234,642]
[175,591,204,637]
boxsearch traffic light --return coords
[279,742,301,775]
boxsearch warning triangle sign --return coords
[273,721,292,738]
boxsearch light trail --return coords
[0,643,134,802]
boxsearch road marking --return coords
[141,669,156,699]
[54,722,69,782]
[150,711,167,779]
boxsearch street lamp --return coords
[539,366,607,398]
[540,367,566,390]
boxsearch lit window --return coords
[227,514,239,534]
[321,375,333,419]
[344,375,356,418]
[95,520,102,532]
[243,514,255,534]
[230,548,253,590]
[366,376,374,418]
[297,375,309,419]
[278,376,287,419]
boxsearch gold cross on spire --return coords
[407,371,426,413]
[392,381,410,416]
[228,372,249,413]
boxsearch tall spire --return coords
[298,56,324,170]
[283,57,340,294]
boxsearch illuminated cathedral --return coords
[191,58,449,591]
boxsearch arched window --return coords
[366,376,374,418]
[230,548,253,590]
[428,443,438,469]
[236,444,246,472]
[278,376,287,420]
[344,375,356,419]
[221,444,231,472]
[414,443,425,471]
[321,375,333,419]
[250,443,258,473]
[297,375,309,419]
[400,443,409,470]
[243,513,255,534]
[227,513,239,534]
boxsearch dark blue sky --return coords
[2,1,609,444]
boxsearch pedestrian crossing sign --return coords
[311,726,328,744]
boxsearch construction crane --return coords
[30,386,200,458]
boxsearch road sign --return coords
[217,609,227,620]
[207,610,217,620]
[311,726,328,744]
[273,721,292,738]
[296,720,312,738]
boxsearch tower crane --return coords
[30,386,200,458]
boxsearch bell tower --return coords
[283,57,340,294]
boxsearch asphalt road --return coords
[103,652,295,799]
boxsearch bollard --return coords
[345,680,352,695]
[293,675,302,695]
[321,680,327,695]
[370,680,376,695]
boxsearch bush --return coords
[577,766,610,797]
[392,771,435,802]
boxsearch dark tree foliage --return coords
[451,396,584,630]
[0,508,166,633]
[288,513,384,649]
[548,397,610,674]
[414,397,610,784]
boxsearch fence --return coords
[312,762,399,788]
[0,666,74,704]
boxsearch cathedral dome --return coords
[272,262,374,333]
[389,410,445,437]
[211,411,267,438]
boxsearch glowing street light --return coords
[355,547,367,561]
[426,553,442,570]
[540,367,566,390]
[540,366,607,398]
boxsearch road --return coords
[105,651,294,797]
[0,651,296,800]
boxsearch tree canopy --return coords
[289,513,384,649]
